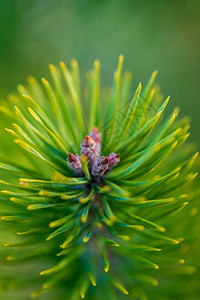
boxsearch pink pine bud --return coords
[81,135,96,164]
[108,153,120,169]
[67,153,84,176]
[90,127,101,156]
[91,156,109,176]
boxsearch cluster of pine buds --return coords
[68,127,119,177]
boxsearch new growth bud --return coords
[91,156,109,176]
[108,152,120,169]
[81,135,96,165]
[67,153,84,176]
[90,127,101,156]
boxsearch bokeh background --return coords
[0,0,200,145]
[0,2,200,299]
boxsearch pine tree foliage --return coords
[0,56,199,300]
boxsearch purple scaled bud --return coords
[91,156,109,176]
[108,153,120,169]
[89,127,101,156]
[81,135,96,165]
[67,153,84,176]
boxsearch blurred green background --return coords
[0,0,200,144]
